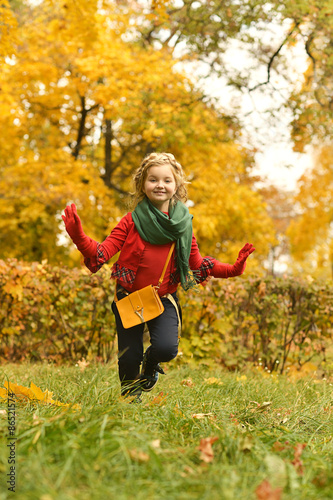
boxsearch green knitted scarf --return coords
[132,197,195,290]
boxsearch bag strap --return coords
[163,293,182,338]
[155,242,176,290]
[114,241,176,301]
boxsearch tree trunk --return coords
[103,118,112,188]
[72,96,88,160]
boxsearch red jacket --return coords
[84,213,218,295]
[81,212,245,295]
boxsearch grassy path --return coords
[0,362,332,499]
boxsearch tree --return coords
[0,0,276,267]
[287,146,333,279]
[259,185,296,275]
[131,1,333,147]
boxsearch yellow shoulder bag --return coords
[114,242,175,329]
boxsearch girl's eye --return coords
[147,178,173,183]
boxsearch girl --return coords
[62,152,255,401]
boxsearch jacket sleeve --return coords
[83,213,131,273]
[188,235,215,283]
[189,235,245,281]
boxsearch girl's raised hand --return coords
[62,203,84,241]
[231,243,255,276]
[237,243,255,263]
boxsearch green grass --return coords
[0,361,332,500]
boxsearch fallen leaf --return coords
[292,443,306,475]
[180,465,196,477]
[150,439,161,449]
[173,404,185,417]
[0,381,80,410]
[241,435,253,452]
[0,388,7,399]
[181,378,195,387]
[4,381,33,401]
[128,449,150,463]
[192,412,215,420]
[0,409,7,416]
[33,413,42,426]
[272,441,287,452]
[146,392,167,407]
[255,479,282,500]
[257,402,272,412]
[77,358,89,372]
[30,382,54,403]
[198,436,218,463]
[249,401,272,412]
[204,377,224,386]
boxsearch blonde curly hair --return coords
[132,152,188,207]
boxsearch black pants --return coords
[112,289,181,394]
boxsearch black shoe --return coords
[140,346,165,392]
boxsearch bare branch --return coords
[304,33,329,108]
[249,22,301,92]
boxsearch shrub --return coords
[180,276,333,373]
[0,259,116,362]
[1,259,332,373]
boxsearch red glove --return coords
[62,204,96,257]
[231,242,255,276]
[211,243,255,278]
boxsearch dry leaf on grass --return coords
[292,443,306,475]
[198,436,218,463]
[77,358,89,372]
[192,413,215,420]
[249,401,272,412]
[173,404,185,417]
[128,449,150,463]
[150,439,161,449]
[241,435,253,452]
[33,413,43,426]
[272,441,288,452]
[180,465,196,477]
[0,381,80,410]
[146,391,167,407]
[181,378,195,387]
[255,479,282,500]
[204,377,224,386]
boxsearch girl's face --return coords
[143,164,177,212]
